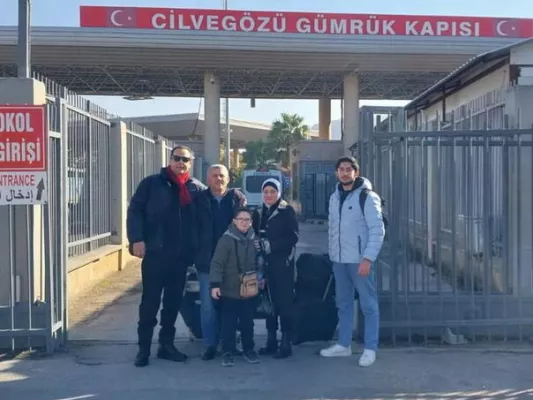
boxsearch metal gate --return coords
[357,109,533,344]
[302,172,337,219]
[0,97,67,353]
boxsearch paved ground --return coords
[2,223,533,399]
[2,344,533,399]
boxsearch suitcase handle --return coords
[321,274,333,302]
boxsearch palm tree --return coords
[242,139,276,169]
[267,113,309,168]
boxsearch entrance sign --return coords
[80,6,533,38]
[0,105,48,205]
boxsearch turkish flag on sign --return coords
[79,6,137,28]
[492,19,522,38]
[107,8,137,28]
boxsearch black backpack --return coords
[359,189,388,234]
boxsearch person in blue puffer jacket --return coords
[320,156,385,368]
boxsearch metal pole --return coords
[223,0,231,168]
[225,99,230,168]
[17,0,31,78]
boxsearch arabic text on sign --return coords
[0,188,34,202]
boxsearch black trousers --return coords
[137,250,188,350]
[221,297,256,354]
[265,261,295,334]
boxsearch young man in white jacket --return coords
[321,156,385,367]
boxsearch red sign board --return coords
[80,6,533,38]
[0,105,47,172]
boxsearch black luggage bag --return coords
[292,271,338,345]
[295,252,335,299]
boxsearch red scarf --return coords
[166,167,192,206]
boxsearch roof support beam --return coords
[0,65,446,100]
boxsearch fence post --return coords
[156,136,167,168]
[58,96,69,344]
[109,120,128,269]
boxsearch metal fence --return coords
[47,128,67,351]
[0,148,66,353]
[126,122,158,200]
[0,98,66,353]
[36,73,114,257]
[358,104,533,345]
[1,74,166,353]
[40,74,159,258]
[65,100,112,257]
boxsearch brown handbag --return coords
[235,240,259,298]
[240,271,259,298]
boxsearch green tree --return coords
[242,139,276,169]
[229,167,242,188]
[267,113,309,168]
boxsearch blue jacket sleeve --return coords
[362,191,385,262]
[126,177,151,244]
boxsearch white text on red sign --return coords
[150,14,482,36]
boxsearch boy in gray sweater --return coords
[210,208,262,367]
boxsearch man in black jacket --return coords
[194,164,246,361]
[127,145,206,367]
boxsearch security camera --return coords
[209,74,216,84]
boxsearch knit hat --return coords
[262,178,281,201]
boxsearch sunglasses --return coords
[172,155,191,163]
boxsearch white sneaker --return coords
[320,344,352,357]
[358,349,376,367]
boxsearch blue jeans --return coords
[332,262,379,350]
[198,272,220,348]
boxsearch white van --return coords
[242,168,283,209]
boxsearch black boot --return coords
[157,343,188,362]
[134,348,150,367]
[259,331,278,355]
[273,333,292,359]
[135,325,152,367]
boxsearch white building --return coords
[405,37,533,131]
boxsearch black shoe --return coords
[202,346,217,361]
[157,343,188,362]
[259,332,278,356]
[273,334,292,359]
[221,352,235,367]
[134,350,149,367]
[243,350,260,364]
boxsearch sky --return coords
[1,0,531,126]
